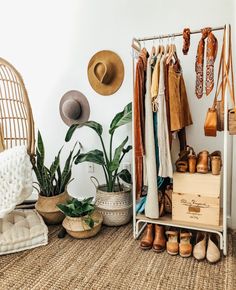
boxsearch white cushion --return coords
[0,209,48,255]
[0,146,33,218]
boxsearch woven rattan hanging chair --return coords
[0,57,35,156]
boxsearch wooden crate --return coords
[172,172,221,226]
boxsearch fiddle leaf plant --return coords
[65,102,132,192]
[32,130,80,197]
[57,197,95,228]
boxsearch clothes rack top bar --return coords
[135,26,225,42]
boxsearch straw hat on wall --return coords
[87,50,124,96]
[59,90,90,126]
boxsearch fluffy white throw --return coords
[0,146,32,218]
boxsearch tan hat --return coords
[87,50,124,96]
[59,90,90,126]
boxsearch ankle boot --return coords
[210,151,222,175]
[140,224,154,250]
[197,150,209,173]
[193,232,207,261]
[206,234,221,263]
[153,225,166,253]
[179,230,192,258]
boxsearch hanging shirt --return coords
[157,56,173,178]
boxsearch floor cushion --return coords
[0,209,48,255]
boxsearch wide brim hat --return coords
[59,90,90,126]
[87,50,124,96]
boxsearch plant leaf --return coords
[65,124,79,142]
[118,169,132,184]
[50,147,63,179]
[122,145,132,154]
[75,150,105,165]
[109,103,132,134]
[109,137,128,172]
[83,121,103,136]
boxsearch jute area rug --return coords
[0,224,235,290]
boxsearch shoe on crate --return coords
[193,232,207,261]
[210,151,222,175]
[179,230,192,258]
[206,234,221,263]
[140,223,154,250]
[153,225,166,253]
[196,150,209,174]
[166,229,179,255]
[188,147,197,173]
[175,146,191,173]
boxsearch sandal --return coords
[188,148,197,173]
[166,229,179,255]
[179,231,192,258]
[196,150,210,174]
[175,146,191,173]
[210,151,222,175]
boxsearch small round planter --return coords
[62,211,103,239]
[35,191,70,225]
[91,178,132,226]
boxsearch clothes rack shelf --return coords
[131,24,231,256]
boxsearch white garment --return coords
[144,58,159,219]
[157,57,173,178]
[0,146,32,218]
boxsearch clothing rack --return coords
[131,24,231,256]
[135,26,225,42]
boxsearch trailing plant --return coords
[32,130,80,197]
[65,103,132,192]
[57,197,95,228]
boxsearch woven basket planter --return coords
[91,177,132,226]
[35,191,70,225]
[62,211,103,239]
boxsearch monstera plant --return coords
[65,102,132,192]
[65,102,133,226]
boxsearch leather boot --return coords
[140,224,154,250]
[210,151,222,175]
[193,232,207,261]
[197,150,209,173]
[179,231,192,258]
[153,225,166,253]
[206,234,221,263]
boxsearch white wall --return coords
[0,0,235,226]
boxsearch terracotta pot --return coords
[94,183,132,226]
[35,191,70,225]
[62,210,103,239]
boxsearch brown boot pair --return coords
[140,224,166,253]
[166,229,192,258]
[196,150,222,175]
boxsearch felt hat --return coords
[87,50,124,96]
[59,90,90,126]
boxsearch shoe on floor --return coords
[206,234,221,263]
[153,224,166,253]
[193,232,207,260]
[179,231,192,258]
[140,223,154,250]
[166,229,179,255]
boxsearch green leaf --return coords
[122,145,132,154]
[118,169,132,184]
[57,204,73,216]
[84,216,94,228]
[37,130,45,159]
[50,147,63,179]
[109,103,132,134]
[109,137,128,172]
[75,150,105,165]
[65,124,79,142]
[83,121,103,136]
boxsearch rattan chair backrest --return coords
[0,58,35,157]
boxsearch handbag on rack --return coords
[204,108,217,136]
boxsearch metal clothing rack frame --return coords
[131,24,230,256]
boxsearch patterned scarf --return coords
[195,27,218,98]
[182,28,190,55]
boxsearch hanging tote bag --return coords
[204,27,226,136]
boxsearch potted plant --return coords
[65,103,132,226]
[57,197,103,239]
[32,131,79,225]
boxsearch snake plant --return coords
[57,197,95,228]
[32,130,80,197]
[65,102,132,192]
